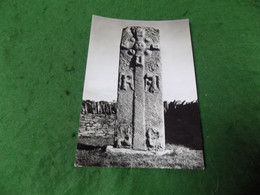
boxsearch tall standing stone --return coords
[115,26,165,151]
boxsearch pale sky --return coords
[82,15,198,102]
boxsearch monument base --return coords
[106,146,173,156]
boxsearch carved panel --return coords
[146,128,162,151]
[144,73,160,93]
[120,73,134,90]
[115,124,132,148]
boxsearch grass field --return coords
[75,143,204,169]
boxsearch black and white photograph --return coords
[74,15,205,169]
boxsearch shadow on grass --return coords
[77,143,106,152]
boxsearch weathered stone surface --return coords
[78,113,116,137]
[115,26,165,151]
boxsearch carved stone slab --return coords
[115,26,165,151]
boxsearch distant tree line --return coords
[82,100,199,115]
[81,100,117,115]
[164,100,204,150]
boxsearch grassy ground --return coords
[75,143,204,169]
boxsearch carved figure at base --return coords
[146,128,162,151]
[115,124,132,148]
